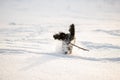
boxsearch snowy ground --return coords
[0,0,120,80]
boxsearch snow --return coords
[0,0,120,80]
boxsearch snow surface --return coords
[0,0,120,80]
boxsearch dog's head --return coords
[53,24,75,41]
[53,32,67,41]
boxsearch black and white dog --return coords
[53,24,75,54]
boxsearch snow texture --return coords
[0,0,120,80]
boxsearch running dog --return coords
[53,24,75,54]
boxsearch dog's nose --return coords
[53,35,56,39]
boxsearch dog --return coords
[53,24,75,54]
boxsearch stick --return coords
[70,43,89,51]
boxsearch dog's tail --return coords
[69,24,75,41]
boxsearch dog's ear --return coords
[59,32,66,40]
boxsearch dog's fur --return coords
[53,24,75,54]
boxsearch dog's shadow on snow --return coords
[35,52,120,62]
[0,48,119,70]
[21,51,120,70]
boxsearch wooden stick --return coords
[70,43,89,51]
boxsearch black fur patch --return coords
[53,24,75,41]
[53,32,67,41]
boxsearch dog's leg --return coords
[67,43,73,54]
[62,41,68,54]
[68,39,75,54]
